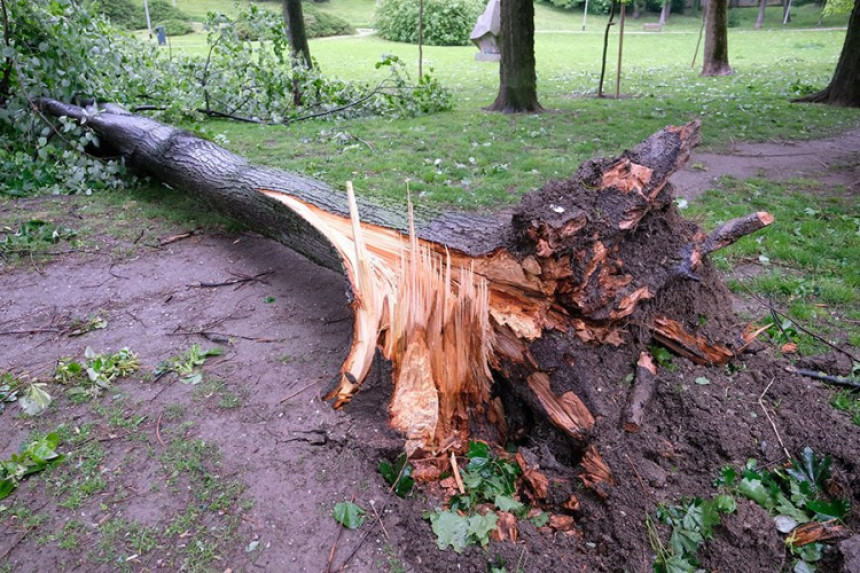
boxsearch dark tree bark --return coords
[37,99,774,486]
[793,0,860,107]
[487,0,542,113]
[701,0,734,76]
[755,0,767,29]
[282,0,312,69]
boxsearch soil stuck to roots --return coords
[1,133,859,572]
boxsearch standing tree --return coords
[487,0,542,113]
[793,0,859,107]
[754,0,767,29]
[281,0,312,68]
[701,0,733,76]
[659,0,671,26]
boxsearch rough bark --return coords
[702,0,734,76]
[487,0,542,113]
[282,0,312,69]
[38,100,773,475]
[793,0,860,107]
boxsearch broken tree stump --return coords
[37,99,773,469]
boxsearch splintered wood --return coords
[261,185,495,455]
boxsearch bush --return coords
[238,3,354,41]
[536,0,613,15]
[375,0,484,46]
[304,4,355,37]
[92,0,193,35]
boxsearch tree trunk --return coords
[487,0,542,113]
[793,0,860,107]
[702,0,733,76]
[659,0,671,25]
[755,0,766,29]
[282,0,312,69]
[37,99,773,481]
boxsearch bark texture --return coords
[487,0,542,113]
[793,0,860,108]
[282,0,312,68]
[38,100,774,481]
[702,0,734,76]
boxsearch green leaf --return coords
[529,511,549,527]
[332,501,365,529]
[18,383,52,416]
[493,494,524,515]
[0,479,15,500]
[429,510,469,553]
[806,498,850,521]
[694,377,710,385]
[378,454,414,497]
[466,512,498,548]
[738,477,774,509]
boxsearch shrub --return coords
[92,0,193,35]
[375,0,484,46]
[238,3,354,41]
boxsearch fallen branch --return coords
[622,351,658,433]
[790,367,860,391]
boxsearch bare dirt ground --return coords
[1,130,858,572]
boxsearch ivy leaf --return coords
[332,501,365,529]
[429,510,469,553]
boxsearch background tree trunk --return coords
[755,0,766,29]
[701,0,734,76]
[659,0,671,25]
[793,0,860,107]
[487,0,542,113]
[282,0,312,69]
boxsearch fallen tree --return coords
[38,99,773,487]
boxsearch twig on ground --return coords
[155,412,166,447]
[758,378,792,463]
[189,270,272,289]
[623,453,656,505]
[326,495,354,573]
[737,283,859,363]
[160,229,199,246]
[279,377,327,403]
[789,367,860,391]
[0,527,33,561]
[369,502,390,543]
[0,328,61,336]
[450,451,465,495]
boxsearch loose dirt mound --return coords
[1,131,858,571]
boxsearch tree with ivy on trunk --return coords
[281,0,312,68]
[487,0,542,113]
[701,0,733,76]
[793,0,859,107]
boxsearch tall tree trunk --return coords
[755,0,766,29]
[782,0,791,23]
[282,0,312,69]
[793,0,860,107]
[487,0,542,113]
[701,0,733,76]
[659,0,671,25]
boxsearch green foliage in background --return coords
[92,0,194,35]
[375,0,484,46]
[0,0,450,198]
